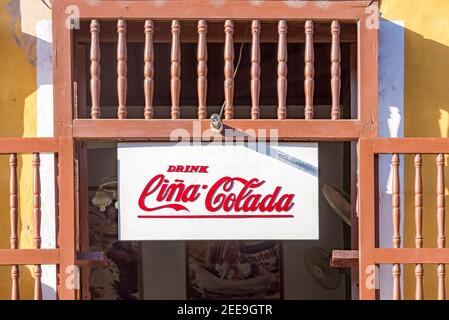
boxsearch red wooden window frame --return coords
[43,0,380,299]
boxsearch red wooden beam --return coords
[73,119,363,141]
[0,138,58,153]
[0,249,59,265]
[63,0,372,20]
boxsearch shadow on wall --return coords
[0,0,52,300]
[403,29,449,138]
[401,26,449,301]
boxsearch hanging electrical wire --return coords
[219,25,250,119]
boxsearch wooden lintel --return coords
[73,119,362,141]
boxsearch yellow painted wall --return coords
[0,0,38,299]
[380,0,449,300]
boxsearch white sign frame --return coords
[118,142,319,240]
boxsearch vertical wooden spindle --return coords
[392,153,401,300]
[331,20,341,120]
[9,154,19,300]
[197,20,208,120]
[251,20,261,120]
[304,20,314,120]
[32,153,42,300]
[117,19,127,119]
[144,20,155,120]
[277,20,287,120]
[414,154,423,300]
[437,153,446,300]
[90,20,101,119]
[171,20,181,119]
[224,20,234,120]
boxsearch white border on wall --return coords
[378,20,405,300]
[36,19,57,300]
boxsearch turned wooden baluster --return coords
[251,20,261,120]
[304,20,314,120]
[90,20,101,119]
[117,19,127,119]
[331,20,341,120]
[9,154,19,300]
[171,20,181,119]
[144,20,155,120]
[197,20,208,120]
[437,153,446,300]
[414,154,424,300]
[224,20,234,120]
[392,154,401,300]
[33,153,42,300]
[277,20,287,120]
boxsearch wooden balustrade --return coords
[374,150,448,301]
[250,20,261,120]
[85,19,355,121]
[0,141,59,300]
[414,154,423,300]
[304,20,314,120]
[90,20,101,119]
[171,20,181,119]
[331,20,341,120]
[117,19,128,119]
[436,153,446,300]
[391,153,401,300]
[224,20,234,120]
[197,20,208,120]
[144,20,155,120]
[277,20,287,120]
[33,153,42,300]
[9,153,19,300]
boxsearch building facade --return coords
[0,0,448,300]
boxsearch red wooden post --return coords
[277,20,287,120]
[331,20,341,120]
[90,20,101,119]
[53,1,77,299]
[197,20,208,120]
[224,20,234,120]
[304,20,314,120]
[251,20,261,120]
[358,138,377,300]
[144,20,155,120]
[117,19,128,119]
[9,153,19,300]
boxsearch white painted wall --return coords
[378,20,405,300]
[36,19,57,300]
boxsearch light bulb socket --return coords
[210,113,223,134]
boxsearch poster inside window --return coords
[187,240,282,299]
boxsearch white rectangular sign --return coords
[118,142,318,240]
